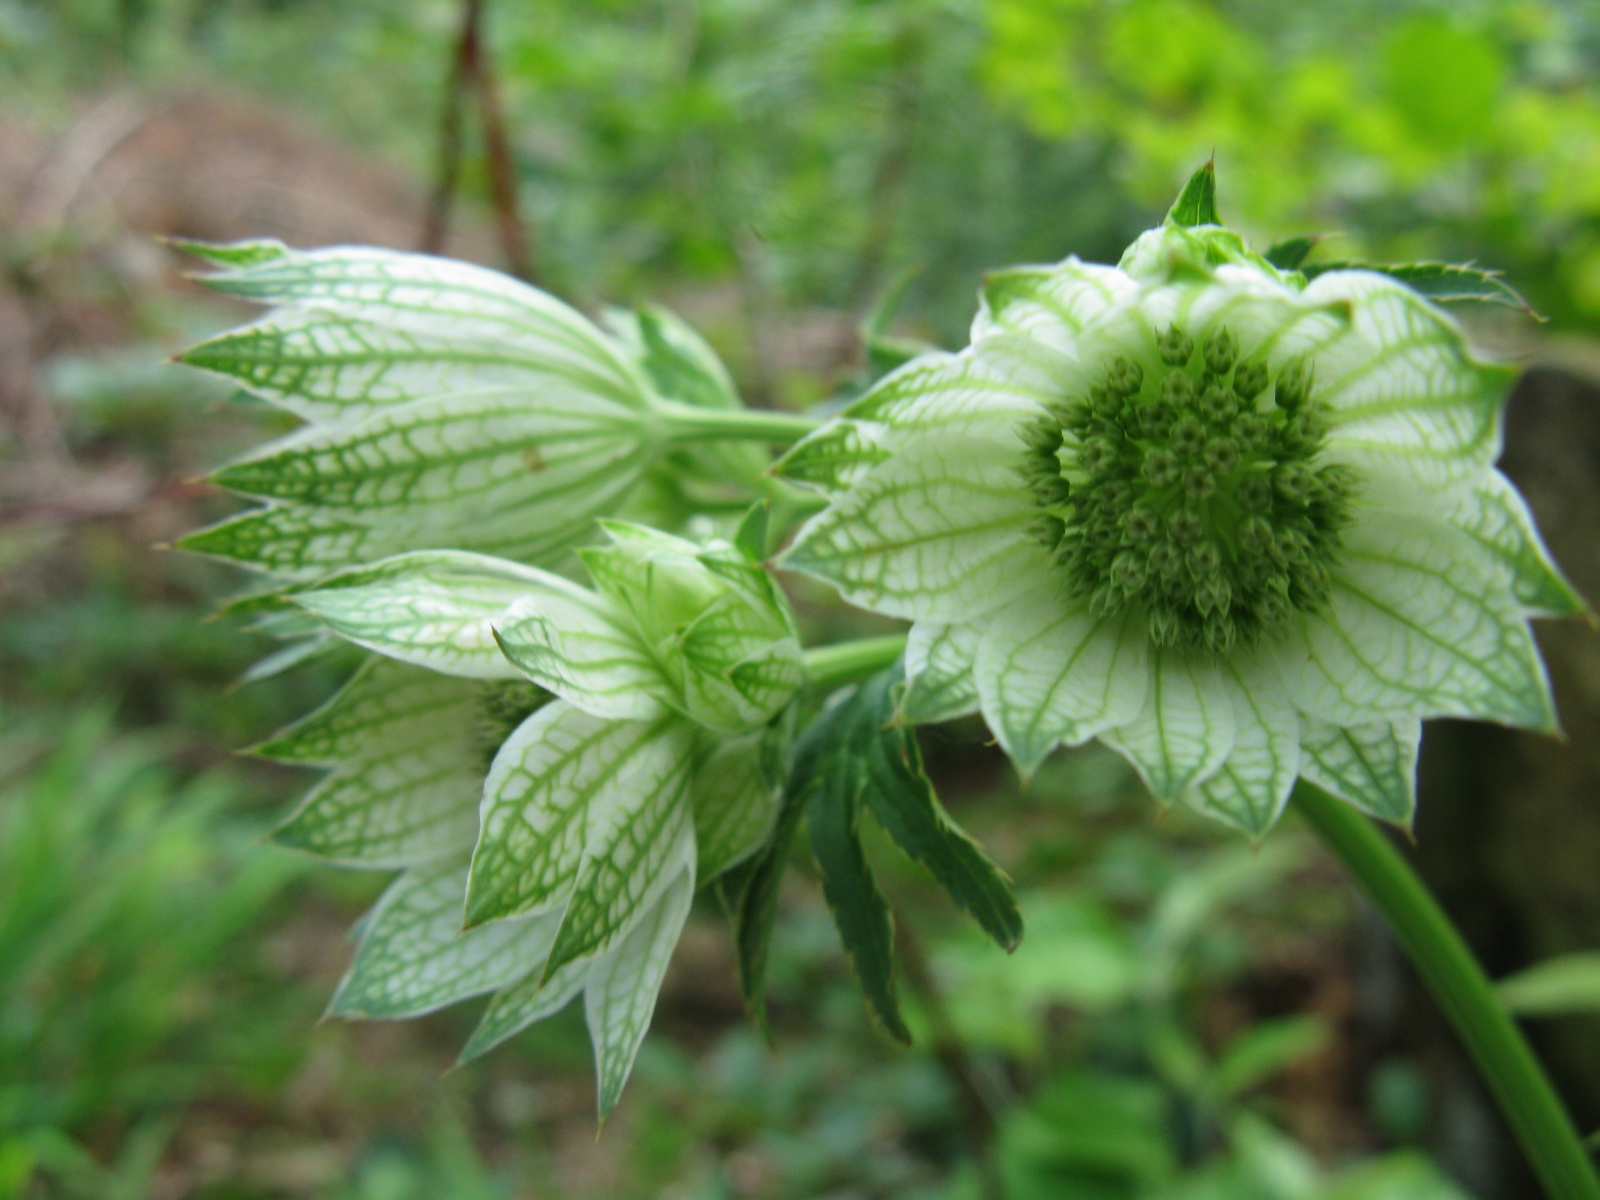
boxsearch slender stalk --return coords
[470,1,536,282]
[1292,780,1600,1200]
[657,401,822,446]
[802,635,907,692]
[419,0,472,254]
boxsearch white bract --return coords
[276,523,801,1113]
[177,241,763,582]
[778,221,1580,835]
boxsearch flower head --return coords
[778,219,1581,835]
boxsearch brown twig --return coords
[419,0,536,281]
[419,2,473,255]
[893,902,1009,1200]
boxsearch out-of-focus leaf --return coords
[1211,1014,1329,1100]
[999,1070,1175,1193]
[1498,952,1600,1016]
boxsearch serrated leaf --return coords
[854,679,1021,952]
[722,755,807,1028]
[804,721,909,1043]
[1302,260,1538,316]
[1263,235,1322,271]
[1165,160,1219,228]
[787,665,1019,1036]
[329,862,563,1018]
[584,863,696,1117]
[294,551,552,678]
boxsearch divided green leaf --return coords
[1302,260,1539,316]
[782,663,1021,1041]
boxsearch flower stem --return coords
[801,634,907,691]
[1292,780,1600,1200]
[657,401,822,445]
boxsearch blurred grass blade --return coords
[1499,952,1600,1016]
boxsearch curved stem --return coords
[802,634,907,692]
[657,401,822,445]
[1292,780,1600,1200]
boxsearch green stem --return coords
[657,401,822,445]
[801,634,907,691]
[1292,780,1600,1200]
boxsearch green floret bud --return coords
[1017,322,1355,650]
[1276,360,1313,410]
[1198,383,1237,425]
[1203,328,1239,374]
[1156,326,1194,366]
[1232,360,1268,400]
[1107,357,1144,395]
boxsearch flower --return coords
[777,219,1582,835]
[275,523,802,1112]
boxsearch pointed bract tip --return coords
[1166,159,1220,228]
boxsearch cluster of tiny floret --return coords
[1020,325,1354,651]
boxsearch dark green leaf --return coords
[860,693,1023,952]
[720,766,806,1033]
[1165,160,1219,228]
[783,665,1021,1040]
[804,709,909,1043]
[1302,260,1540,317]
[1264,235,1322,271]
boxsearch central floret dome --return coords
[1020,324,1353,651]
